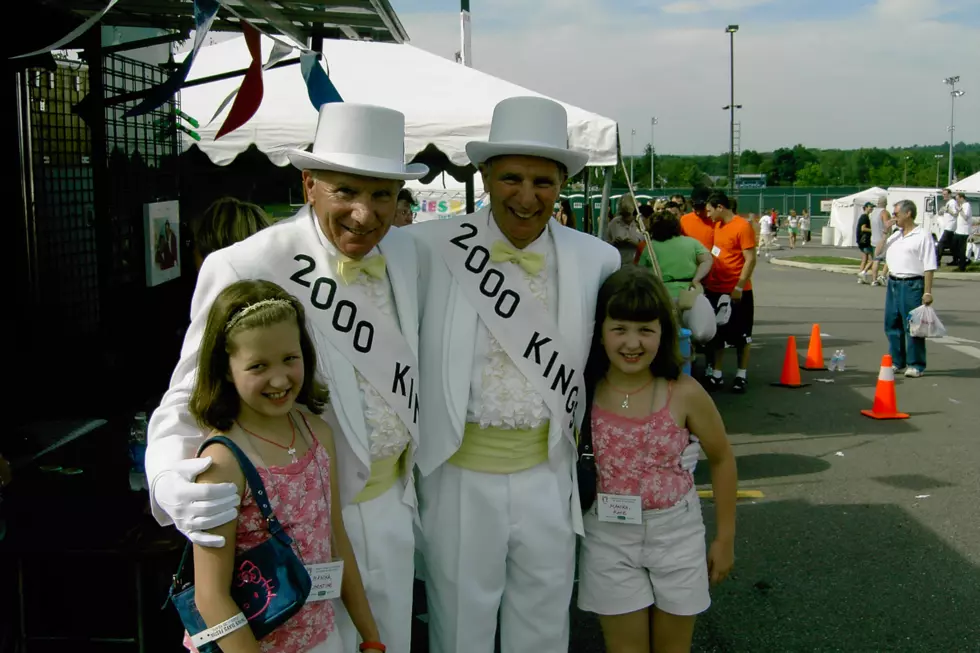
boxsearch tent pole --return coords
[465,172,475,213]
[599,167,613,241]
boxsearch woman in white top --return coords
[787,210,800,249]
[799,210,811,246]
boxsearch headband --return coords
[225,298,295,332]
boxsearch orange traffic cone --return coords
[861,355,910,420]
[801,324,827,370]
[771,336,810,388]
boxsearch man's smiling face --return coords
[481,155,565,250]
[303,169,403,259]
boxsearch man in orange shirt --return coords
[703,192,757,393]
[680,187,714,250]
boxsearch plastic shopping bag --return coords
[908,304,947,339]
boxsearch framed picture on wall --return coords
[144,200,181,287]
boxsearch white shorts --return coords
[577,488,710,617]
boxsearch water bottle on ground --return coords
[837,349,846,372]
[828,350,839,372]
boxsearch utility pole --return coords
[903,156,910,185]
[650,116,658,189]
[934,154,944,188]
[460,0,472,67]
[725,25,739,193]
[943,76,964,185]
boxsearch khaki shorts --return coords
[577,489,710,617]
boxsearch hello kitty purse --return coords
[165,436,312,652]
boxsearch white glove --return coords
[154,457,240,547]
[680,437,701,473]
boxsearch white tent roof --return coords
[949,171,980,194]
[179,36,618,169]
[829,186,887,247]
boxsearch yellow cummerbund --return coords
[353,449,406,504]
[448,422,550,474]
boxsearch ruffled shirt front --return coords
[313,216,412,461]
[465,215,558,430]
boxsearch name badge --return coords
[711,245,722,257]
[597,493,642,524]
[305,561,344,601]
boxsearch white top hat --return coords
[287,103,428,180]
[465,96,590,177]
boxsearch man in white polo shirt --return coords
[952,192,973,271]
[876,199,937,378]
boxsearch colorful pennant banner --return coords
[300,51,343,109]
[215,23,264,139]
[125,0,220,117]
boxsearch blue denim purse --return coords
[165,436,312,652]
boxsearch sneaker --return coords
[731,377,748,393]
[871,280,882,287]
[857,272,870,284]
[904,368,923,378]
[705,375,724,392]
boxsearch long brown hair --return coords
[584,265,682,391]
[189,280,328,432]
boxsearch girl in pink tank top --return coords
[578,266,738,653]
[185,280,387,653]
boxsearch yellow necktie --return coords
[337,254,386,285]
[490,240,546,276]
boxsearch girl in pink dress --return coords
[185,280,387,653]
[577,266,738,653]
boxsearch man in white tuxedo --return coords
[409,96,621,653]
[144,103,426,653]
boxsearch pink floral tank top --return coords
[184,414,335,653]
[592,383,694,511]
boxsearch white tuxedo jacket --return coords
[145,206,421,523]
[408,209,620,535]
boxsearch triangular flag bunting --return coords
[215,22,264,139]
[300,51,343,110]
[207,36,293,127]
[125,0,220,117]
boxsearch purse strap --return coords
[167,436,292,598]
[577,385,597,460]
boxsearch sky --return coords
[390,0,980,155]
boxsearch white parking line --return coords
[933,336,980,361]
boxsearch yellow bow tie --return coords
[337,254,386,285]
[490,240,546,276]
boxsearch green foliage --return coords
[614,142,980,189]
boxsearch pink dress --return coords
[184,415,335,653]
[592,383,694,510]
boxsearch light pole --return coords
[725,24,739,193]
[903,155,911,185]
[943,76,965,185]
[630,128,636,183]
[650,117,658,189]
[934,154,944,188]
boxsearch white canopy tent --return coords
[178,35,619,171]
[829,186,887,247]
[949,171,980,194]
[403,175,487,223]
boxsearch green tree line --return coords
[597,142,980,190]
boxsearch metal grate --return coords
[26,61,100,338]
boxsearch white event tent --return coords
[949,171,980,194]
[178,36,619,173]
[829,186,887,247]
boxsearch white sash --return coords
[437,218,584,449]
[284,249,419,441]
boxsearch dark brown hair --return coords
[584,265,682,391]
[189,280,328,432]
[649,210,682,242]
[192,197,271,260]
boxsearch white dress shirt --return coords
[884,226,938,277]
[466,215,558,430]
[955,201,973,236]
[313,220,412,460]
[941,199,959,232]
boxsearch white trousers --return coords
[334,481,416,653]
[420,460,576,653]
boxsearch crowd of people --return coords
[145,97,736,653]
